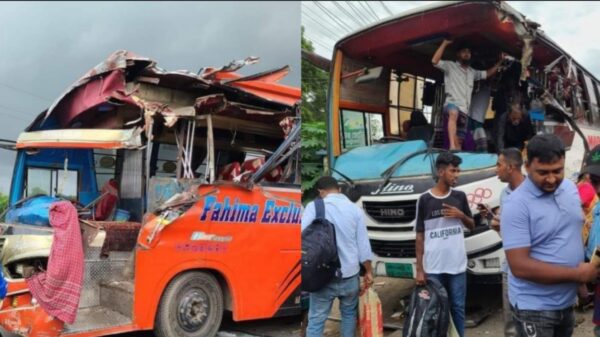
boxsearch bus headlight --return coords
[483,257,500,269]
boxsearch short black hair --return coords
[526,134,565,164]
[435,151,462,170]
[316,176,339,190]
[500,147,523,168]
[455,41,471,52]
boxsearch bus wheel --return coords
[155,271,224,337]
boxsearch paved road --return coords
[1,313,303,337]
[324,277,597,337]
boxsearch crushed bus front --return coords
[0,50,301,337]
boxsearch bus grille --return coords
[370,239,416,258]
[363,200,417,223]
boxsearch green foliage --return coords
[301,26,329,123]
[301,121,327,203]
[0,193,7,215]
[301,27,331,203]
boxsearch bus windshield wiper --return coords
[376,148,446,195]
[329,166,355,188]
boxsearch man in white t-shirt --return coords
[415,151,475,337]
[432,39,505,150]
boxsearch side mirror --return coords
[355,66,383,84]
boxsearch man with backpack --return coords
[301,176,373,337]
[415,152,474,337]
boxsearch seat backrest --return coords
[407,126,433,143]
[264,166,283,182]
[218,162,241,181]
[94,179,119,221]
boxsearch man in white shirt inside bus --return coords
[432,39,505,150]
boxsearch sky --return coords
[0,1,300,194]
[302,1,600,78]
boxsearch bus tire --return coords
[155,271,224,337]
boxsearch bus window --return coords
[594,82,600,126]
[583,74,599,124]
[154,143,179,178]
[94,149,117,189]
[340,109,384,151]
[389,73,433,137]
[26,167,79,200]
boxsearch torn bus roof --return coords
[334,0,598,83]
[38,50,299,132]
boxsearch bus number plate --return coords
[385,263,413,278]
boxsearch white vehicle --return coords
[323,1,600,283]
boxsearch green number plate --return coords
[385,263,414,278]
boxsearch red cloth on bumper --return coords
[27,201,84,324]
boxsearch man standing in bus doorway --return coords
[432,39,505,150]
[501,134,599,337]
[301,176,374,337]
[415,152,475,337]
[487,147,525,337]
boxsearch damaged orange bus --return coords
[0,50,301,337]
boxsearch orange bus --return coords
[0,50,301,337]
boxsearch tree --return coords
[301,26,329,123]
[0,193,7,216]
[301,27,330,203]
[301,121,327,203]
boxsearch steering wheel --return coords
[375,136,405,144]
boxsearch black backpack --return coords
[301,198,341,292]
[403,278,450,337]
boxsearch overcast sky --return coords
[302,1,600,77]
[0,1,300,194]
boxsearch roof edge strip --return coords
[16,128,143,150]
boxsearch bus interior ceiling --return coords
[336,1,595,153]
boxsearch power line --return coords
[338,1,369,26]
[0,106,34,123]
[0,82,52,102]
[366,1,382,20]
[0,103,37,116]
[345,1,372,27]
[313,1,353,33]
[333,2,365,27]
[303,10,341,38]
[304,34,332,51]
[360,1,380,22]
[302,4,346,38]
[379,1,394,16]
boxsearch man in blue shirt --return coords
[302,176,373,337]
[501,134,599,337]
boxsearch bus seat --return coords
[218,162,241,181]
[240,158,264,182]
[241,158,265,174]
[94,179,119,221]
[265,166,283,182]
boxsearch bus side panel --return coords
[132,184,301,328]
